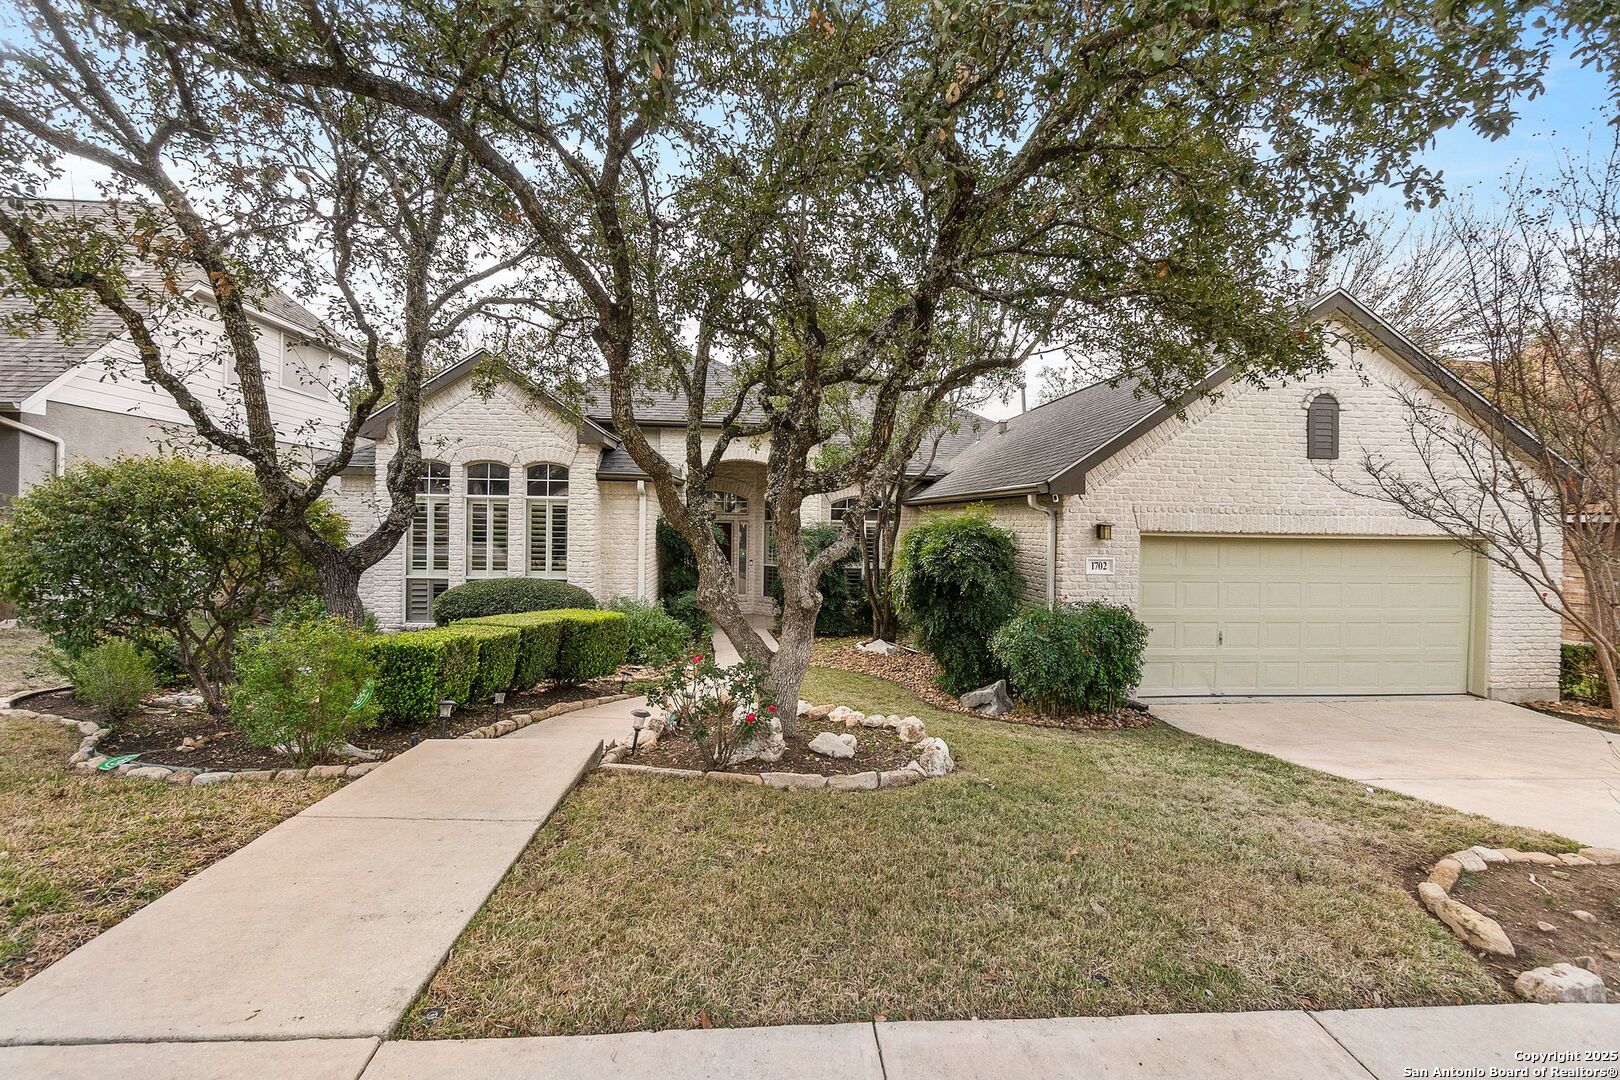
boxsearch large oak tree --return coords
[12,0,1615,718]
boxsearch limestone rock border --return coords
[1418,843,1620,1000]
[5,691,638,787]
[596,701,954,791]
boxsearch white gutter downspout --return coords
[0,414,65,478]
[636,480,648,599]
[1027,492,1058,608]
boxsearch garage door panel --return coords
[1139,537,1472,696]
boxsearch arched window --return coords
[406,462,450,621]
[465,462,510,576]
[526,464,569,578]
[1306,394,1340,460]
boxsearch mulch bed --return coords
[1522,699,1620,735]
[812,640,1156,732]
[31,681,620,771]
[1449,863,1620,993]
[623,715,917,776]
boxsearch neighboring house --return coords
[0,200,356,502]
[334,352,986,625]
[906,290,1560,701]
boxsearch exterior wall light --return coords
[1095,522,1114,541]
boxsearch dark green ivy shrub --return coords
[656,518,700,598]
[893,507,1022,694]
[766,523,869,636]
[991,602,1150,715]
[1561,642,1613,707]
[431,577,596,624]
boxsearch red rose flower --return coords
[745,712,757,724]
[691,654,704,664]
[766,704,777,713]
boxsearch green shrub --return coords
[893,507,1022,694]
[663,590,712,646]
[1561,642,1613,707]
[369,627,479,722]
[457,608,628,686]
[991,602,1150,715]
[455,623,523,699]
[766,523,869,635]
[552,609,630,683]
[460,612,564,690]
[0,454,344,714]
[657,518,700,598]
[430,577,596,624]
[230,610,380,764]
[610,598,692,666]
[55,639,156,722]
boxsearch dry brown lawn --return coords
[0,711,335,992]
[0,626,55,700]
[400,667,1571,1039]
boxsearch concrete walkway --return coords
[11,1004,1611,1079]
[0,700,637,1051]
[710,617,778,666]
[1155,696,1620,847]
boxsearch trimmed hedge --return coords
[371,608,631,722]
[457,607,629,687]
[458,612,564,691]
[369,627,479,722]
[991,602,1150,715]
[554,609,630,683]
[455,623,523,700]
[431,577,597,624]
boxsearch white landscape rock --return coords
[829,706,864,728]
[856,639,901,656]
[1450,849,1489,874]
[1515,964,1609,1004]
[913,737,955,777]
[894,717,926,744]
[808,732,856,759]
[959,679,1013,718]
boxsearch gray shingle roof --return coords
[0,199,332,408]
[908,376,1165,504]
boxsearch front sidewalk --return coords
[0,700,640,1047]
[4,1004,1615,1079]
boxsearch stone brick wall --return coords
[954,332,1562,699]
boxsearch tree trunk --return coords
[316,554,367,625]
[1594,637,1620,725]
[768,590,819,739]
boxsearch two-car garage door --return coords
[1138,536,1474,696]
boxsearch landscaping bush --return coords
[230,609,381,764]
[892,507,1022,694]
[369,627,480,722]
[54,639,156,722]
[455,623,523,700]
[553,609,630,683]
[1561,642,1613,707]
[0,454,344,714]
[460,612,564,690]
[991,602,1150,715]
[457,608,629,686]
[664,589,712,646]
[766,523,869,636]
[657,518,700,598]
[610,598,692,666]
[430,577,596,624]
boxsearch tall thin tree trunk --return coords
[316,555,366,625]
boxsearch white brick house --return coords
[908,290,1561,701]
[336,290,1559,701]
[335,353,984,627]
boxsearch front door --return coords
[716,521,747,592]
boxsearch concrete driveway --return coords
[1153,696,1620,847]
